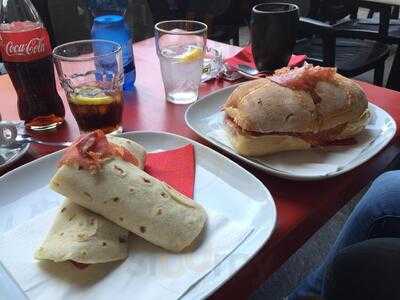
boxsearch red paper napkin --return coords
[145,144,195,198]
[224,45,306,72]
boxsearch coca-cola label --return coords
[0,26,51,62]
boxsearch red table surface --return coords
[1,38,400,299]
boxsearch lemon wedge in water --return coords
[179,47,203,63]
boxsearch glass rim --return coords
[52,39,122,62]
[252,3,299,14]
[155,20,208,35]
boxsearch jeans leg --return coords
[288,171,400,299]
[322,238,400,300]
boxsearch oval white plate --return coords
[0,131,276,300]
[185,83,397,180]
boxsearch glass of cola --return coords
[53,40,124,134]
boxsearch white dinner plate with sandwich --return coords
[185,66,397,180]
[0,131,276,300]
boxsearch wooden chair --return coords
[293,0,391,86]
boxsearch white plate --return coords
[0,131,276,300]
[185,83,397,180]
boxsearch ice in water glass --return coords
[155,20,207,104]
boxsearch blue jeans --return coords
[289,171,400,299]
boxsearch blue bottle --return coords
[90,0,135,91]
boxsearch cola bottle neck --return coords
[0,21,43,33]
[0,0,43,25]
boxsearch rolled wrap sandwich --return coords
[35,199,130,264]
[35,136,146,263]
[224,65,370,156]
[50,130,207,253]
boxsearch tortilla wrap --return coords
[50,148,207,253]
[34,199,130,263]
[107,135,146,170]
[35,136,146,263]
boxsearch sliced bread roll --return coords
[223,66,369,156]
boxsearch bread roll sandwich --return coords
[223,65,370,156]
[49,130,206,253]
[35,136,146,264]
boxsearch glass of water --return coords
[155,20,207,104]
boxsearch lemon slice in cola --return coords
[70,86,114,105]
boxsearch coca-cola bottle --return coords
[0,0,65,131]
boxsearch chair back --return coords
[309,0,359,23]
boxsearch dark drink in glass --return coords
[67,83,123,133]
[53,40,124,134]
[5,54,65,130]
[251,3,299,72]
[0,0,65,131]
